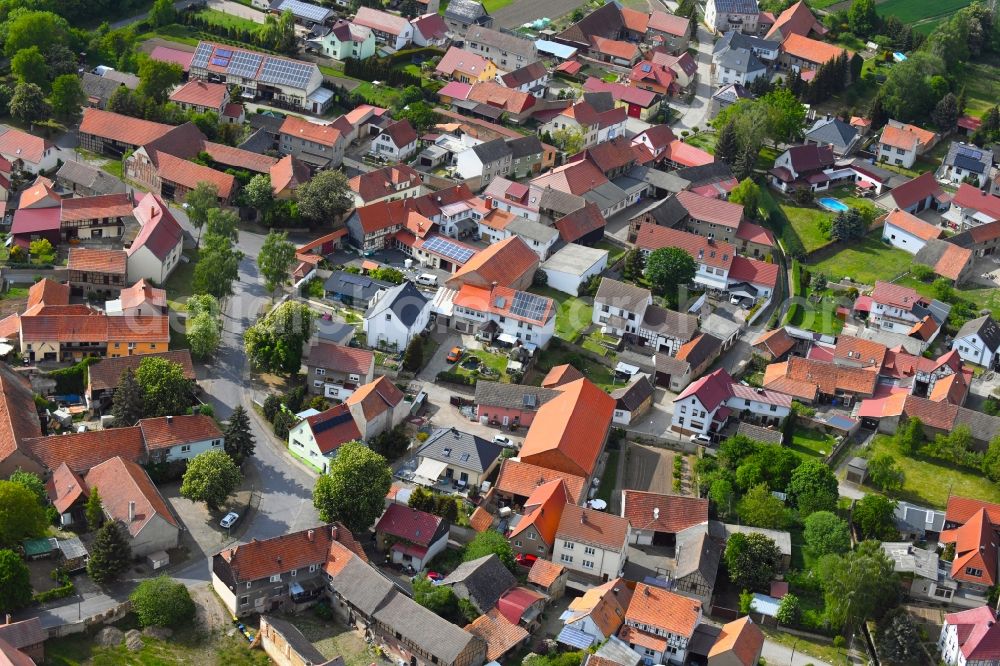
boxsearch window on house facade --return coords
[560,554,573,563]
[584,546,595,555]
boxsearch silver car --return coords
[220,512,240,529]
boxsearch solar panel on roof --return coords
[260,57,314,89]
[509,291,549,322]
[421,236,475,264]
[279,0,330,22]
[191,42,213,69]
[215,48,233,57]
[211,56,231,66]
[229,50,263,78]
[642,64,652,72]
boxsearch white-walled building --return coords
[540,244,609,296]
[139,415,224,463]
[938,605,1000,666]
[621,583,701,665]
[881,208,941,253]
[553,504,631,582]
[363,281,431,351]
[287,404,361,473]
[952,315,1000,370]
[670,368,791,438]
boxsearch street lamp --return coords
[789,638,799,666]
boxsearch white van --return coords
[416,273,438,287]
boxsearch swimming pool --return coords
[818,197,849,213]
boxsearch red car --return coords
[426,571,445,582]
[515,553,538,568]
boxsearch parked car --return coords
[446,346,463,363]
[493,435,515,449]
[220,512,240,529]
[515,553,538,568]
[411,571,446,585]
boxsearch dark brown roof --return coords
[87,350,195,394]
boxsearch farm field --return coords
[875,0,971,34]
[955,57,1000,118]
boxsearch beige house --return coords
[345,376,408,441]
[127,193,184,285]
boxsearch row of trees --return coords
[180,7,297,56]
[243,169,354,230]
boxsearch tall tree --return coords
[848,0,879,38]
[737,483,790,529]
[50,74,86,118]
[8,82,49,124]
[180,450,242,510]
[135,357,193,418]
[822,540,898,634]
[786,459,839,517]
[11,46,48,89]
[312,441,392,535]
[192,232,243,298]
[644,247,697,305]
[223,405,256,466]
[4,10,69,57]
[728,178,762,220]
[111,368,145,427]
[243,173,274,213]
[130,576,195,628]
[137,58,182,104]
[85,486,104,530]
[258,231,297,295]
[87,520,132,584]
[0,481,47,547]
[149,0,177,27]
[894,416,923,454]
[931,93,959,132]
[463,530,517,571]
[184,182,220,245]
[0,550,31,613]
[107,87,143,118]
[732,142,758,181]
[7,470,46,505]
[854,494,899,540]
[803,510,851,557]
[877,609,923,665]
[187,309,221,359]
[724,532,782,591]
[243,301,314,374]
[402,336,424,373]
[622,248,646,281]
[296,170,353,226]
[867,453,904,491]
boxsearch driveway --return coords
[206,0,266,23]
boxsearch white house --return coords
[345,375,408,441]
[363,281,431,351]
[670,368,791,438]
[558,578,631,645]
[305,340,375,399]
[454,138,513,186]
[450,284,556,348]
[953,315,1000,370]
[869,281,932,336]
[352,7,414,50]
[370,120,419,161]
[540,244,609,296]
[621,583,702,665]
[414,427,503,489]
[938,606,1000,666]
[877,122,937,169]
[881,208,940,253]
[126,193,184,285]
[553,504,631,582]
[375,503,451,571]
[592,278,698,355]
[0,127,64,174]
[287,404,361,473]
[714,47,767,86]
[139,415,224,463]
[704,0,760,34]
[939,142,994,188]
[538,95,626,150]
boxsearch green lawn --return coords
[957,284,1000,319]
[529,286,593,343]
[684,131,716,154]
[535,346,617,391]
[865,435,1000,508]
[136,23,201,46]
[876,0,970,28]
[595,240,627,265]
[481,0,513,11]
[0,286,28,300]
[163,250,198,313]
[352,82,402,108]
[192,8,262,32]
[806,233,915,286]
[955,56,1000,118]
[595,450,619,503]
[788,428,836,460]
[451,348,509,382]
[102,159,123,179]
[789,293,845,335]
[779,203,832,253]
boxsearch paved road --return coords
[111,0,201,29]
[671,22,716,131]
[761,639,834,666]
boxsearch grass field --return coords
[875,0,970,33]
[481,0,513,11]
[595,450,619,503]
[529,286,593,342]
[595,239,627,264]
[352,82,403,108]
[164,250,198,313]
[955,57,1000,118]
[192,8,262,32]
[684,131,717,154]
[789,428,836,460]
[535,346,616,391]
[46,626,270,666]
[865,435,1000,508]
[789,294,845,335]
[779,204,832,253]
[806,233,915,285]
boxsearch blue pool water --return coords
[819,197,850,213]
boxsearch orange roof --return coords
[139,415,222,451]
[541,364,584,388]
[784,356,877,396]
[117,279,166,312]
[27,279,69,309]
[509,478,566,544]
[60,193,133,222]
[279,114,343,148]
[709,616,765,666]
[566,577,632,638]
[478,208,516,232]
[150,150,235,200]
[0,365,42,467]
[622,490,708,534]
[765,0,826,41]
[753,327,794,358]
[931,243,973,281]
[0,128,52,166]
[79,107,171,147]
[469,506,494,532]
[527,558,564,587]
[465,609,529,662]
[619,625,668,652]
[219,523,366,583]
[556,504,631,551]
[624,583,700,637]
[168,79,228,109]
[947,496,1000,525]
[620,7,649,32]
[436,46,493,78]
[25,427,146,473]
[84,456,178,535]
[467,81,535,114]
[833,335,887,369]
[519,378,615,478]
[345,375,404,421]
[67,247,127,275]
[590,36,639,61]
[19,177,61,209]
[884,208,940,241]
[879,125,920,152]
[49,462,88,514]
[446,236,538,290]
[781,33,849,66]
[941,508,997,585]
[635,224,735,270]
[270,154,310,194]
[495,459,587,504]
[454,284,554,326]
[909,315,939,341]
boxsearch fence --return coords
[45,600,132,638]
[623,429,697,453]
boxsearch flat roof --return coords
[541,243,609,275]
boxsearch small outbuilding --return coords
[539,244,609,296]
[846,456,869,484]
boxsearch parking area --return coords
[161,477,255,560]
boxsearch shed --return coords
[22,537,56,560]
[147,550,170,570]
[57,536,89,571]
[539,244,608,296]
[846,456,868,484]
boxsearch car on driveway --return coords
[446,346,463,363]
[220,512,240,529]
[515,553,537,568]
[493,435,515,449]
[412,571,446,585]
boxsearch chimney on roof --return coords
[307,529,315,542]
[128,501,135,523]
[643,586,650,596]
[4,615,11,625]
[331,524,339,540]
[277,556,282,564]
[581,511,586,524]
[166,415,173,423]
[653,507,659,521]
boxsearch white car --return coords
[493,435,515,448]
[220,512,240,529]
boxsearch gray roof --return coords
[712,83,751,105]
[324,270,391,302]
[373,590,483,664]
[464,25,535,59]
[0,617,44,651]
[102,70,140,88]
[418,427,503,474]
[507,216,559,244]
[881,542,938,580]
[735,422,783,444]
[946,142,993,175]
[712,0,760,13]
[641,305,698,340]
[81,71,125,104]
[852,327,923,355]
[713,30,779,56]
[680,332,722,368]
[584,181,631,212]
[592,636,643,666]
[261,616,338,666]
[55,160,127,195]
[717,48,766,74]
[507,135,543,159]
[330,556,396,615]
[441,554,516,611]
[471,138,513,164]
[894,500,946,535]
[804,117,858,152]
[675,161,736,187]
[239,126,277,153]
[447,0,491,23]
[541,243,608,276]
[474,380,559,411]
[955,406,1000,443]
[644,195,689,228]
[700,312,742,341]
[539,187,587,216]
[611,375,655,411]
[595,277,650,313]
[956,315,1000,352]
[674,522,722,582]
[365,281,430,327]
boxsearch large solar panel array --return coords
[276,0,331,23]
[958,145,983,160]
[260,57,314,88]
[191,42,214,69]
[229,50,263,79]
[421,236,476,264]
[509,291,550,323]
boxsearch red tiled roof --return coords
[941,508,997,585]
[636,224,735,270]
[307,340,373,375]
[870,281,922,310]
[556,503,631,551]
[350,164,422,204]
[622,490,708,534]
[583,77,657,107]
[946,496,1000,526]
[0,365,42,467]
[953,184,1000,220]
[151,150,235,199]
[765,0,826,41]
[139,414,221,451]
[590,36,639,61]
[784,356,877,396]
[219,523,366,583]
[27,278,69,309]
[376,503,444,546]
[118,279,166,312]
[728,256,779,288]
[494,459,586,504]
[753,328,794,358]
[664,140,714,167]
[735,220,776,246]
[624,583,700,637]
[884,208,940,241]
[446,236,538,290]
[509,478,566,544]
[465,609,529,662]
[879,125,919,152]
[67,247,127,274]
[889,172,943,211]
[781,34,850,65]
[301,403,361,455]
[527,558,565,587]
[84,456,178,535]
[150,45,194,72]
[203,141,277,174]
[555,202,606,243]
[0,128,52,166]
[48,462,88,514]
[169,80,228,109]
[25,427,145,473]
[436,46,493,78]
[60,193,133,222]
[648,10,689,36]
[467,81,536,114]
[381,120,418,148]
[87,351,194,393]
[279,115,342,148]
[129,193,183,262]
[629,60,676,90]
[79,108,170,146]
[541,364,584,388]
[709,616,765,666]
[496,586,545,625]
[354,6,411,35]
[932,243,973,281]
[945,606,1000,661]
[270,155,310,194]
[345,375,404,421]
[833,335,887,369]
